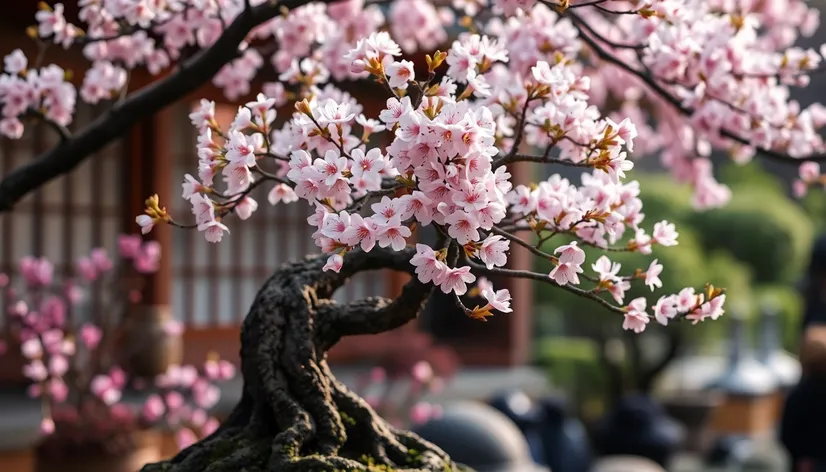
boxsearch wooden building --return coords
[0,2,535,377]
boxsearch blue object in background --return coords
[488,390,592,472]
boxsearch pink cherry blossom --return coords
[478,235,509,269]
[439,266,476,295]
[644,260,663,291]
[482,287,513,313]
[653,295,678,326]
[623,298,650,334]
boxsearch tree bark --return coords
[141,247,463,472]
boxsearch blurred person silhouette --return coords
[781,234,826,472]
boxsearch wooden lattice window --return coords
[0,104,127,328]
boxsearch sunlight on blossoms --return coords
[15,0,824,333]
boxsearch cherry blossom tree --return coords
[2,0,826,470]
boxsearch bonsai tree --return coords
[2,1,826,471]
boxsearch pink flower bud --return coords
[0,272,8,288]
[27,384,41,398]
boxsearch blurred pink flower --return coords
[142,394,166,422]
[163,320,184,336]
[41,296,66,327]
[0,272,8,288]
[370,366,386,383]
[202,417,220,436]
[75,257,98,281]
[48,355,69,377]
[49,378,68,403]
[9,300,28,317]
[409,402,433,425]
[190,409,208,427]
[411,361,433,383]
[91,375,121,405]
[64,282,83,304]
[90,248,113,271]
[166,391,185,411]
[175,428,198,450]
[193,382,221,409]
[20,338,42,359]
[109,367,126,389]
[118,235,142,259]
[20,257,53,287]
[40,418,55,435]
[80,324,103,350]
[27,384,41,398]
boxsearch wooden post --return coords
[506,160,534,366]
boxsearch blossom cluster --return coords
[1,235,163,434]
[143,360,236,451]
[575,0,826,207]
[0,234,233,448]
[135,26,733,333]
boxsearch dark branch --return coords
[0,0,330,212]
[567,10,826,164]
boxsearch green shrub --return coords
[688,188,813,284]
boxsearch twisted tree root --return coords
[141,248,464,472]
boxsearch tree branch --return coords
[567,10,826,164]
[0,0,331,212]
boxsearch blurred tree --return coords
[534,167,813,408]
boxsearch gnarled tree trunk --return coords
[141,247,463,472]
